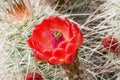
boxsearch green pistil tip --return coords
[54,30,62,38]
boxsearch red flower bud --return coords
[24,72,43,80]
[101,36,119,52]
[27,16,83,65]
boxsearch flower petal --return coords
[40,16,67,32]
[33,28,52,50]
[53,48,66,59]
[69,36,77,44]
[43,50,52,59]
[33,43,44,54]
[58,41,68,49]
[68,24,73,38]
[65,43,76,55]
[27,37,34,49]
[72,23,83,48]
[70,34,83,48]
[64,18,71,27]
[71,23,80,34]
[77,32,83,47]
[65,54,74,64]
[48,57,63,65]
[33,51,47,61]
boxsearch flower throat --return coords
[50,30,65,48]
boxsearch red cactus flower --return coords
[101,36,119,52]
[27,16,83,65]
[24,72,43,80]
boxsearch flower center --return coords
[50,30,65,48]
